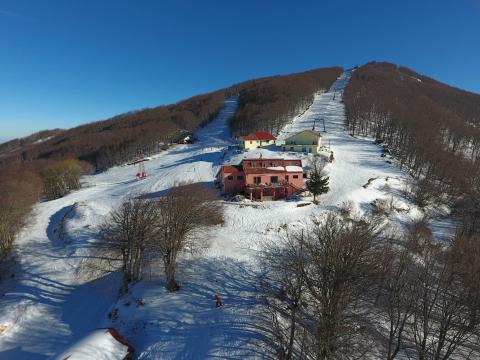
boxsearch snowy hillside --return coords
[0,72,455,359]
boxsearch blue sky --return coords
[1,0,479,140]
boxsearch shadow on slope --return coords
[126,257,274,359]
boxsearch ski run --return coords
[0,70,456,359]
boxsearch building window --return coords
[270,176,278,183]
[269,162,273,166]
[293,175,299,179]
[266,140,270,144]
[227,175,233,180]
[254,176,261,184]
[250,141,253,144]
[237,175,243,180]
[290,147,294,151]
[256,140,260,143]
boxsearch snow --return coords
[266,166,284,171]
[285,165,303,172]
[54,329,130,360]
[0,73,456,359]
[33,136,54,144]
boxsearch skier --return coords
[214,294,223,307]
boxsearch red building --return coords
[216,158,304,201]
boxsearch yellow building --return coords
[239,131,277,150]
[282,129,322,154]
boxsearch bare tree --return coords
[261,214,381,359]
[154,183,223,291]
[408,230,480,360]
[41,159,91,200]
[301,214,380,359]
[376,240,415,360]
[262,231,309,360]
[0,171,42,265]
[98,197,158,293]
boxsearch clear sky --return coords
[1,0,479,140]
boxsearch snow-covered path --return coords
[0,98,240,359]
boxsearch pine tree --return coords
[306,172,329,202]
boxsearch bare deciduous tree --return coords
[408,229,480,360]
[0,171,41,266]
[155,183,223,291]
[303,215,380,359]
[261,214,382,360]
[98,197,158,293]
[262,232,309,360]
[41,159,92,200]
[376,240,415,360]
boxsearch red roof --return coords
[240,131,276,141]
[216,164,243,177]
[221,165,242,173]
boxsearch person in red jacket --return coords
[214,294,223,307]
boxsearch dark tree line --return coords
[344,62,480,209]
[0,90,226,171]
[261,214,480,359]
[0,165,42,264]
[230,67,342,137]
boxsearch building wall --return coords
[282,144,320,153]
[240,139,276,150]
[217,169,245,194]
[244,171,303,188]
[283,131,321,153]
[217,159,304,200]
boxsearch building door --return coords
[270,176,278,183]
[285,175,289,182]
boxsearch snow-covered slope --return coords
[279,70,407,210]
[0,99,242,359]
[0,72,455,360]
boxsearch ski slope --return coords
[0,72,455,359]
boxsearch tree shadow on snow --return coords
[154,149,226,172]
[140,181,221,200]
[129,257,274,359]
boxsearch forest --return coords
[230,67,342,137]
[344,62,480,233]
[0,90,226,170]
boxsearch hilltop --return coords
[1,64,479,359]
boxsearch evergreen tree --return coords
[306,171,329,202]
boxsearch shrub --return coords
[41,159,92,200]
